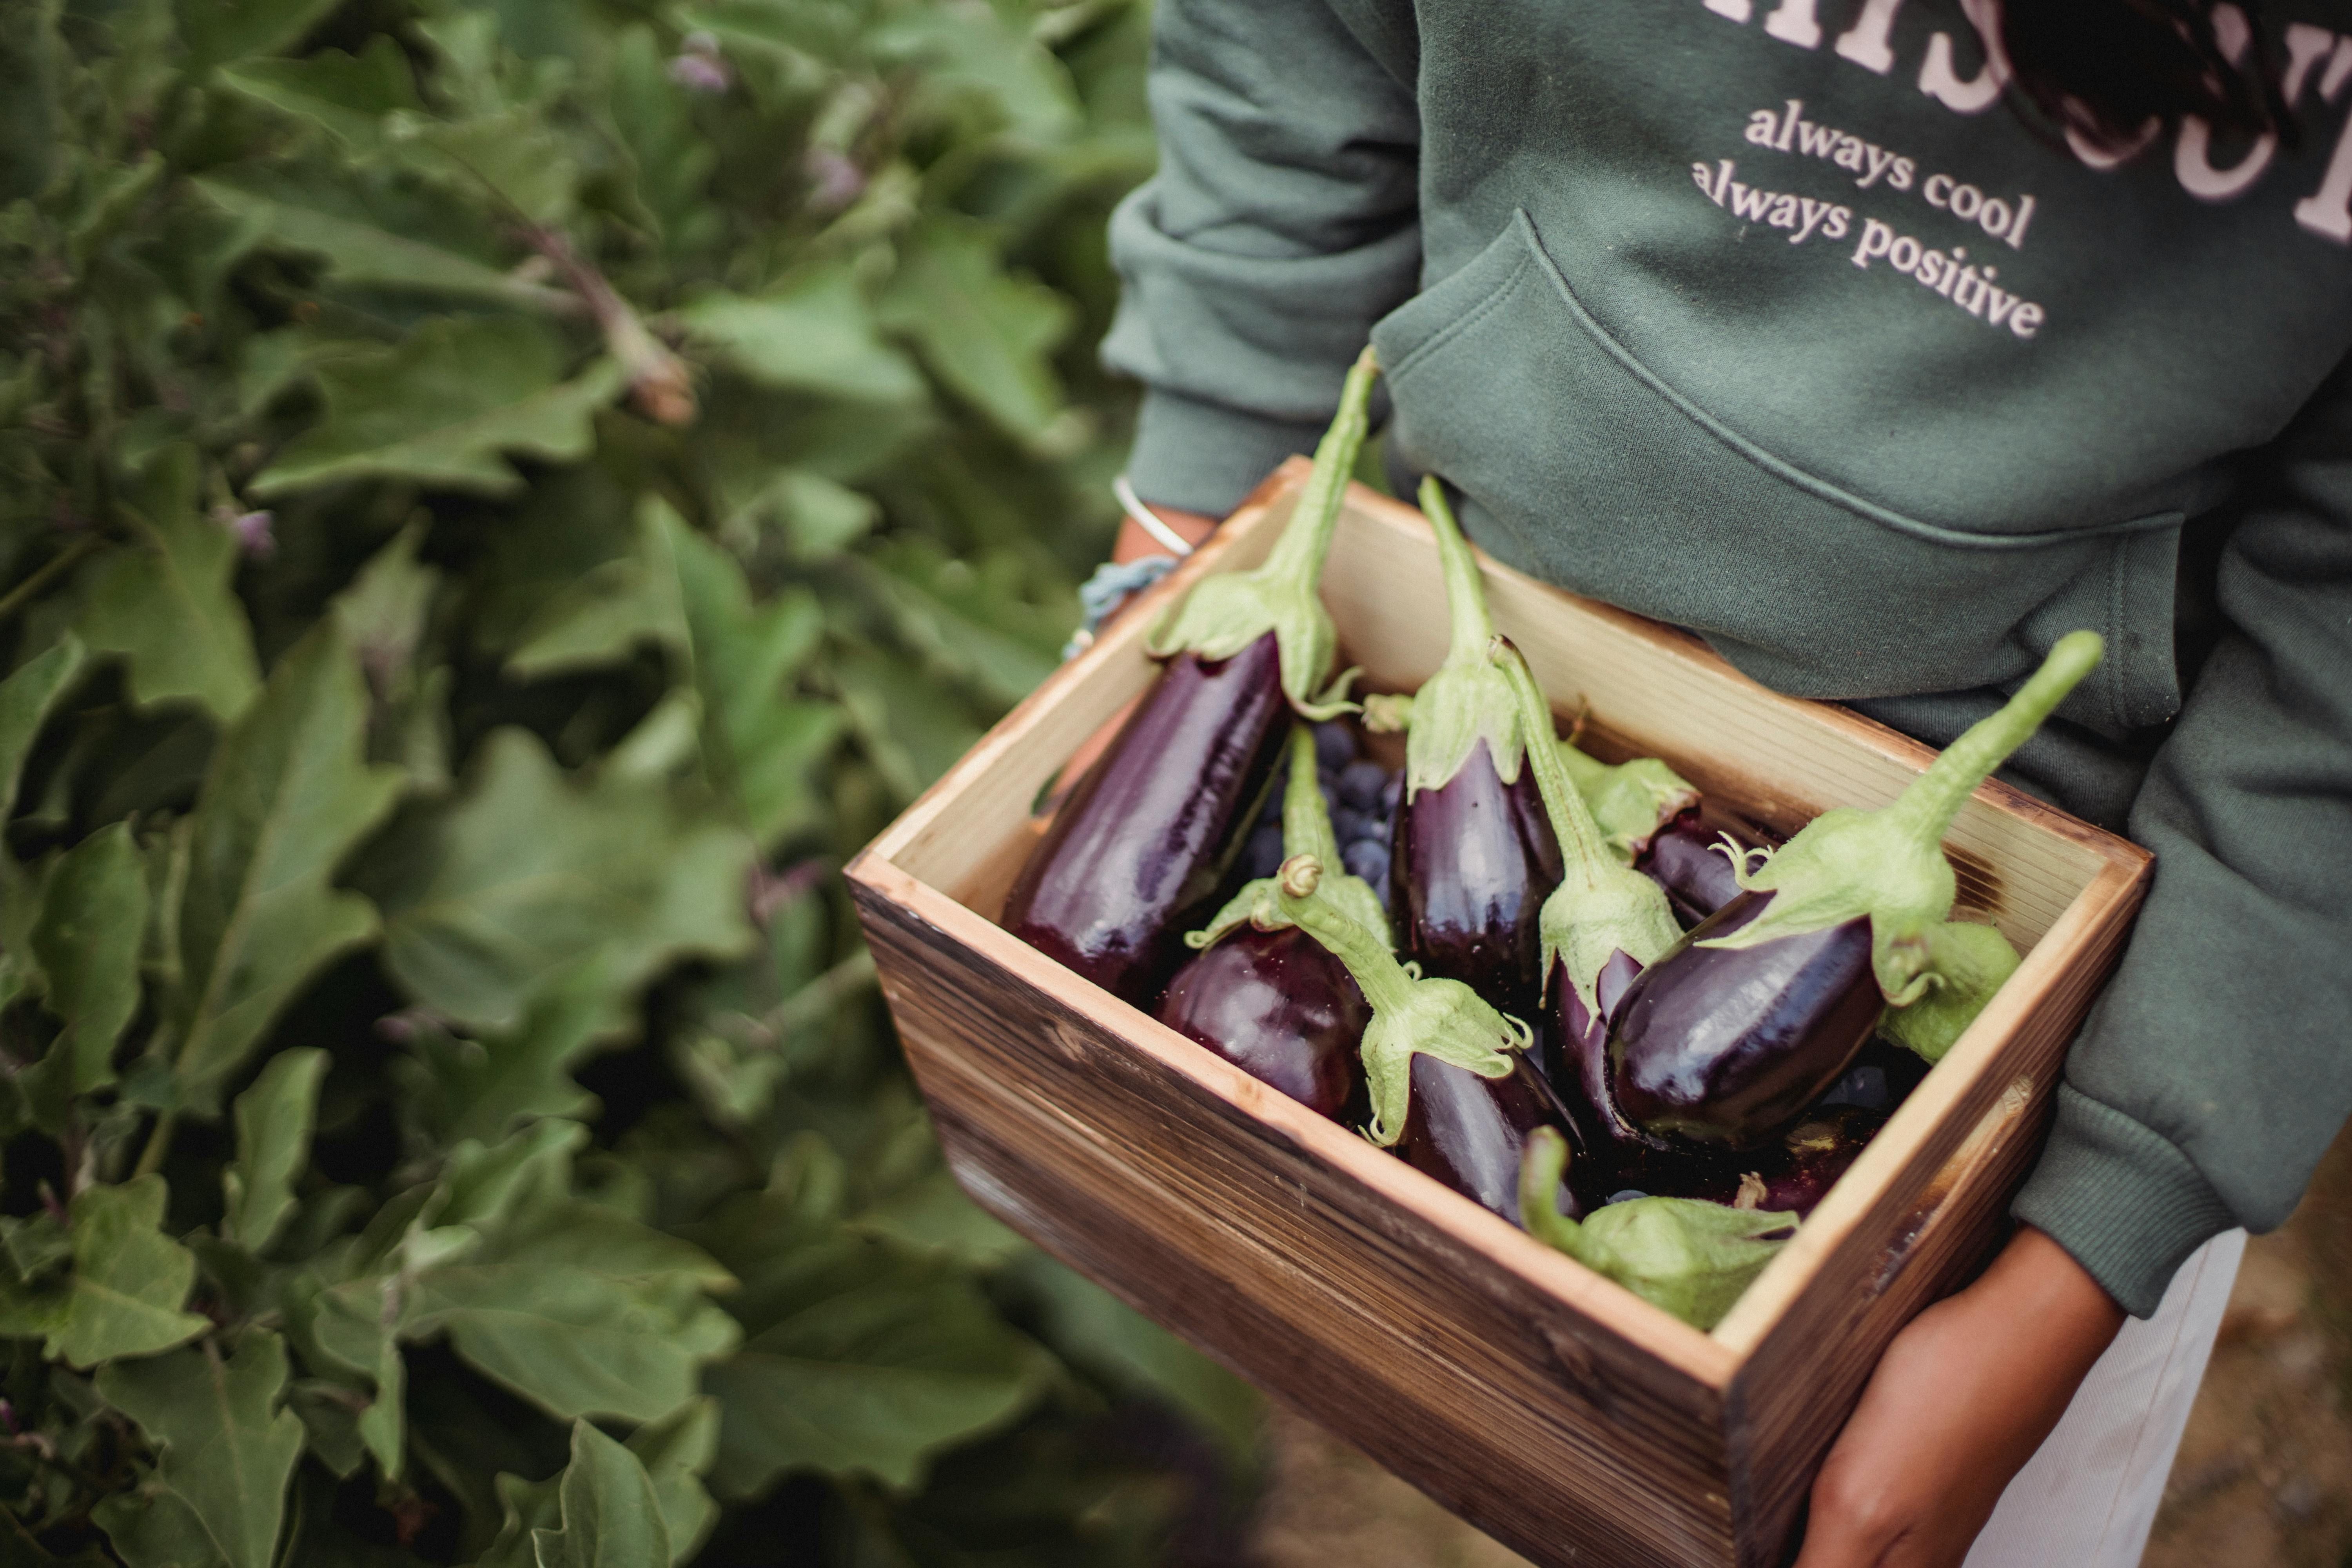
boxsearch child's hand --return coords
[1793,1226,2125,1568]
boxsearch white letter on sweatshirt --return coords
[1705,0,1754,21]
[1918,0,2009,114]
[1833,0,1907,73]
[1851,218,1895,268]
[1763,0,1823,49]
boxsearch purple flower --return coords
[668,32,731,93]
[227,509,275,560]
[804,147,866,212]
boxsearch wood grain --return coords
[848,463,2154,1568]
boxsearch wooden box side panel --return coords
[1716,858,2148,1564]
[852,864,1741,1568]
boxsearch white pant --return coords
[1961,1229,2245,1568]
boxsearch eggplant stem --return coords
[1493,639,1615,879]
[1280,727,1341,870]
[1255,348,1379,599]
[1517,1128,1589,1259]
[1883,630,2103,847]
[1280,870,1419,1014]
[1423,478,1497,666]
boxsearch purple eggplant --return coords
[1401,1053,1581,1223]
[1157,727,1383,1119]
[1608,891,1884,1146]
[1257,856,1531,1151]
[1003,349,1379,1004]
[1158,926,1368,1120]
[1380,479,1562,1016]
[1609,633,2105,1149]
[1642,812,1768,929]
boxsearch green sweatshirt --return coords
[1105,0,2352,1317]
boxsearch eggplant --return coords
[1158,926,1368,1120]
[1401,1053,1581,1223]
[1257,856,1530,1148]
[1159,727,1385,1119]
[1609,633,2105,1149]
[1381,479,1562,1016]
[1642,812,1767,928]
[1003,349,1379,1004]
[1516,1127,1796,1330]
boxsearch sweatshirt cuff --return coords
[2011,1084,2239,1319]
[1125,388,1333,519]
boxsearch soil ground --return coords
[1249,1122,2352,1568]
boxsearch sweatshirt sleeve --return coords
[2012,362,2352,1318]
[1102,0,1421,516]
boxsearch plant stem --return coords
[0,535,101,624]
[1423,477,1496,668]
[1252,347,1377,596]
[131,1111,174,1180]
[1494,638,1615,882]
[1278,725,1339,867]
[1884,631,2103,846]
[1278,859,1416,1013]
[1517,1127,1589,1259]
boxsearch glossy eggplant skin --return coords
[1399,1053,1581,1223]
[1156,926,1369,1122]
[1608,891,1884,1149]
[1641,1105,1888,1219]
[1642,812,1758,929]
[1392,740,1563,1018]
[1547,949,1654,1160]
[1004,634,1290,1005]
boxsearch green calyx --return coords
[1877,920,2022,1062]
[1702,630,2103,1011]
[1400,477,1527,799]
[1492,638,1682,1021]
[1189,726,1386,951]
[1276,857,1528,1147]
[1146,347,1379,719]
[1517,1128,1794,1330]
[1553,742,1699,862]
[1363,688,1700,862]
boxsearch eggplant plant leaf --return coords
[0,1176,208,1369]
[676,272,927,405]
[192,169,564,308]
[690,1191,1049,1497]
[879,222,1069,441]
[30,820,149,1096]
[0,635,85,817]
[220,1047,327,1253]
[96,1332,306,1568]
[217,38,423,152]
[173,621,405,1113]
[531,1421,671,1568]
[627,1396,720,1565]
[362,727,753,1033]
[175,0,341,73]
[77,446,261,722]
[249,317,621,498]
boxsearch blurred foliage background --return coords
[0,0,1275,1563]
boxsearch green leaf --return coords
[305,1279,404,1480]
[0,1176,208,1369]
[194,170,567,309]
[97,1332,306,1568]
[31,820,149,1095]
[220,1048,328,1252]
[0,2,63,206]
[530,1422,670,1568]
[173,620,405,1112]
[362,727,753,1033]
[692,1193,1049,1497]
[404,1201,739,1423]
[832,646,982,802]
[654,505,840,847]
[627,1397,719,1565]
[0,636,85,819]
[176,0,341,72]
[677,272,926,404]
[78,446,262,722]
[249,317,622,499]
[93,1485,223,1568]
[392,963,617,1145]
[397,109,579,228]
[879,223,1069,441]
[217,37,422,152]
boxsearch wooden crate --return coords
[846,459,2151,1568]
